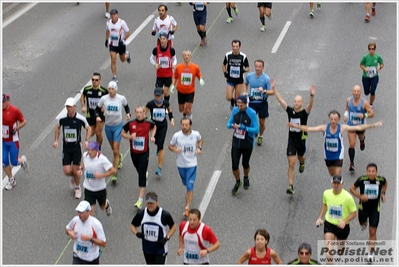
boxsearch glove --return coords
[105,40,108,48]
[224,72,229,78]
[169,30,175,35]
[158,238,168,245]
[136,232,144,239]
[151,31,156,36]
[10,128,17,135]
[200,78,205,86]
[169,84,175,94]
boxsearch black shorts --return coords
[144,253,167,265]
[109,44,126,55]
[156,77,172,88]
[130,150,149,187]
[287,139,306,156]
[325,159,343,167]
[257,3,272,8]
[358,209,380,228]
[249,101,269,118]
[86,113,105,127]
[324,220,350,240]
[155,124,167,151]
[177,92,195,105]
[231,146,253,170]
[84,188,107,207]
[62,145,82,166]
[72,253,99,264]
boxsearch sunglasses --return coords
[368,47,375,50]
[300,252,310,255]
[92,78,99,81]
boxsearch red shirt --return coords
[179,221,218,248]
[123,119,154,154]
[248,247,271,265]
[156,45,173,78]
[2,105,25,143]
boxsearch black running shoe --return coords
[243,177,250,190]
[231,180,242,195]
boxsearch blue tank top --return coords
[348,97,366,126]
[324,123,344,160]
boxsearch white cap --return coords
[65,97,76,106]
[108,81,118,91]
[75,200,91,212]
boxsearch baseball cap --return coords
[75,200,91,212]
[298,242,312,254]
[332,175,343,184]
[88,141,100,151]
[110,9,118,14]
[158,32,168,39]
[154,87,164,96]
[3,93,10,102]
[65,97,76,106]
[236,95,247,104]
[145,194,158,204]
[108,81,118,91]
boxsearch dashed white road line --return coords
[271,21,292,53]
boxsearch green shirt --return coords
[360,53,384,78]
[323,189,357,225]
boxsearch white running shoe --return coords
[20,155,29,172]
[105,12,110,18]
[5,178,16,190]
[75,187,82,199]
[105,199,112,216]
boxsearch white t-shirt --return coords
[169,130,201,168]
[82,151,113,192]
[106,18,129,47]
[97,94,128,126]
[152,15,177,40]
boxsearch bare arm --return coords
[381,180,387,203]
[80,94,86,113]
[316,203,327,226]
[273,82,287,110]
[287,123,327,133]
[237,249,251,264]
[306,85,316,113]
[270,249,283,264]
[342,120,384,132]
[53,124,61,148]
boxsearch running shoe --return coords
[371,8,376,16]
[370,104,373,109]
[286,185,294,195]
[105,199,112,216]
[5,178,16,190]
[111,174,118,183]
[155,167,162,176]
[309,10,314,18]
[365,15,370,22]
[70,177,75,190]
[233,6,239,16]
[360,137,365,151]
[257,136,263,146]
[361,222,368,231]
[349,163,355,172]
[299,163,305,173]
[20,155,29,172]
[260,25,266,32]
[200,39,204,46]
[134,199,143,209]
[316,3,321,10]
[126,51,131,64]
[118,153,122,169]
[112,76,118,83]
[203,37,208,46]
[183,208,189,217]
[243,177,250,190]
[226,17,233,23]
[231,180,242,195]
[105,12,110,18]
[367,255,373,265]
[75,187,82,199]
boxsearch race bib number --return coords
[194,2,204,11]
[183,144,195,157]
[229,66,240,78]
[2,125,9,138]
[88,97,100,110]
[143,224,159,242]
[106,102,119,115]
[158,56,170,68]
[289,118,301,132]
[85,171,95,179]
[110,33,119,46]
[132,136,145,151]
[76,241,89,254]
[325,138,338,152]
[250,87,263,100]
[181,73,193,86]
[349,112,362,125]
[367,66,377,78]
[185,250,200,260]
[64,129,77,142]
[233,128,246,139]
[364,184,379,200]
[152,108,166,122]
[328,205,343,220]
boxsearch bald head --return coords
[293,95,303,111]
[352,85,361,98]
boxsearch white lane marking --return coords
[2,165,21,189]
[271,21,291,53]
[199,170,222,219]
[2,3,39,28]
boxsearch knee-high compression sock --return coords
[164,95,170,102]
[260,16,265,25]
[226,7,232,17]
[348,148,355,163]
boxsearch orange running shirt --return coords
[174,63,201,94]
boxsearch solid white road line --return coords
[2,3,39,28]
[2,165,21,189]
[271,21,291,54]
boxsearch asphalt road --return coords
[2,2,397,265]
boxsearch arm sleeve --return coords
[131,210,145,226]
[124,104,130,115]
[123,122,130,133]
[161,210,175,228]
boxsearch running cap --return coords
[298,242,312,254]
[331,175,343,184]
[3,93,10,102]
[158,32,168,39]
[110,9,118,14]
[145,194,158,204]
[236,95,247,104]
[88,141,100,151]
[154,87,164,96]
[108,81,118,91]
[75,200,91,212]
[65,97,76,106]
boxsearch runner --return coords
[2,93,29,190]
[177,208,220,264]
[54,97,91,199]
[244,59,275,146]
[274,84,316,195]
[222,39,250,110]
[80,72,108,150]
[151,4,178,47]
[105,9,131,83]
[80,141,116,217]
[131,192,176,264]
[365,2,377,22]
[65,200,106,264]
[170,50,205,120]
[349,163,387,262]
[145,87,175,177]
[168,118,203,217]
[150,32,177,103]
[309,2,321,18]
[257,3,272,32]
[227,95,259,195]
[315,175,357,265]
[287,242,319,264]
[237,228,282,264]
[225,2,239,23]
[288,110,384,177]
[95,81,131,183]
[189,2,208,46]
[343,85,374,172]
[122,106,156,210]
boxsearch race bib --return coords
[110,33,119,46]
[181,73,193,86]
[233,128,246,139]
[229,66,240,78]
[85,171,95,179]
[158,56,170,68]
[132,136,145,151]
[106,102,119,115]
[183,144,195,157]
[143,224,159,242]
[325,138,338,152]
[194,2,204,11]
[250,87,263,100]
[2,125,9,138]
[328,205,343,220]
[289,118,301,132]
[64,128,77,142]
[88,97,100,110]
[366,66,377,78]
[364,184,379,200]
[76,241,89,254]
[185,250,200,260]
[349,112,362,125]
[152,108,166,122]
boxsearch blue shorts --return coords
[178,166,197,191]
[249,101,269,118]
[193,10,207,26]
[105,123,123,143]
[2,141,19,167]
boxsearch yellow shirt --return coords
[323,189,357,225]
